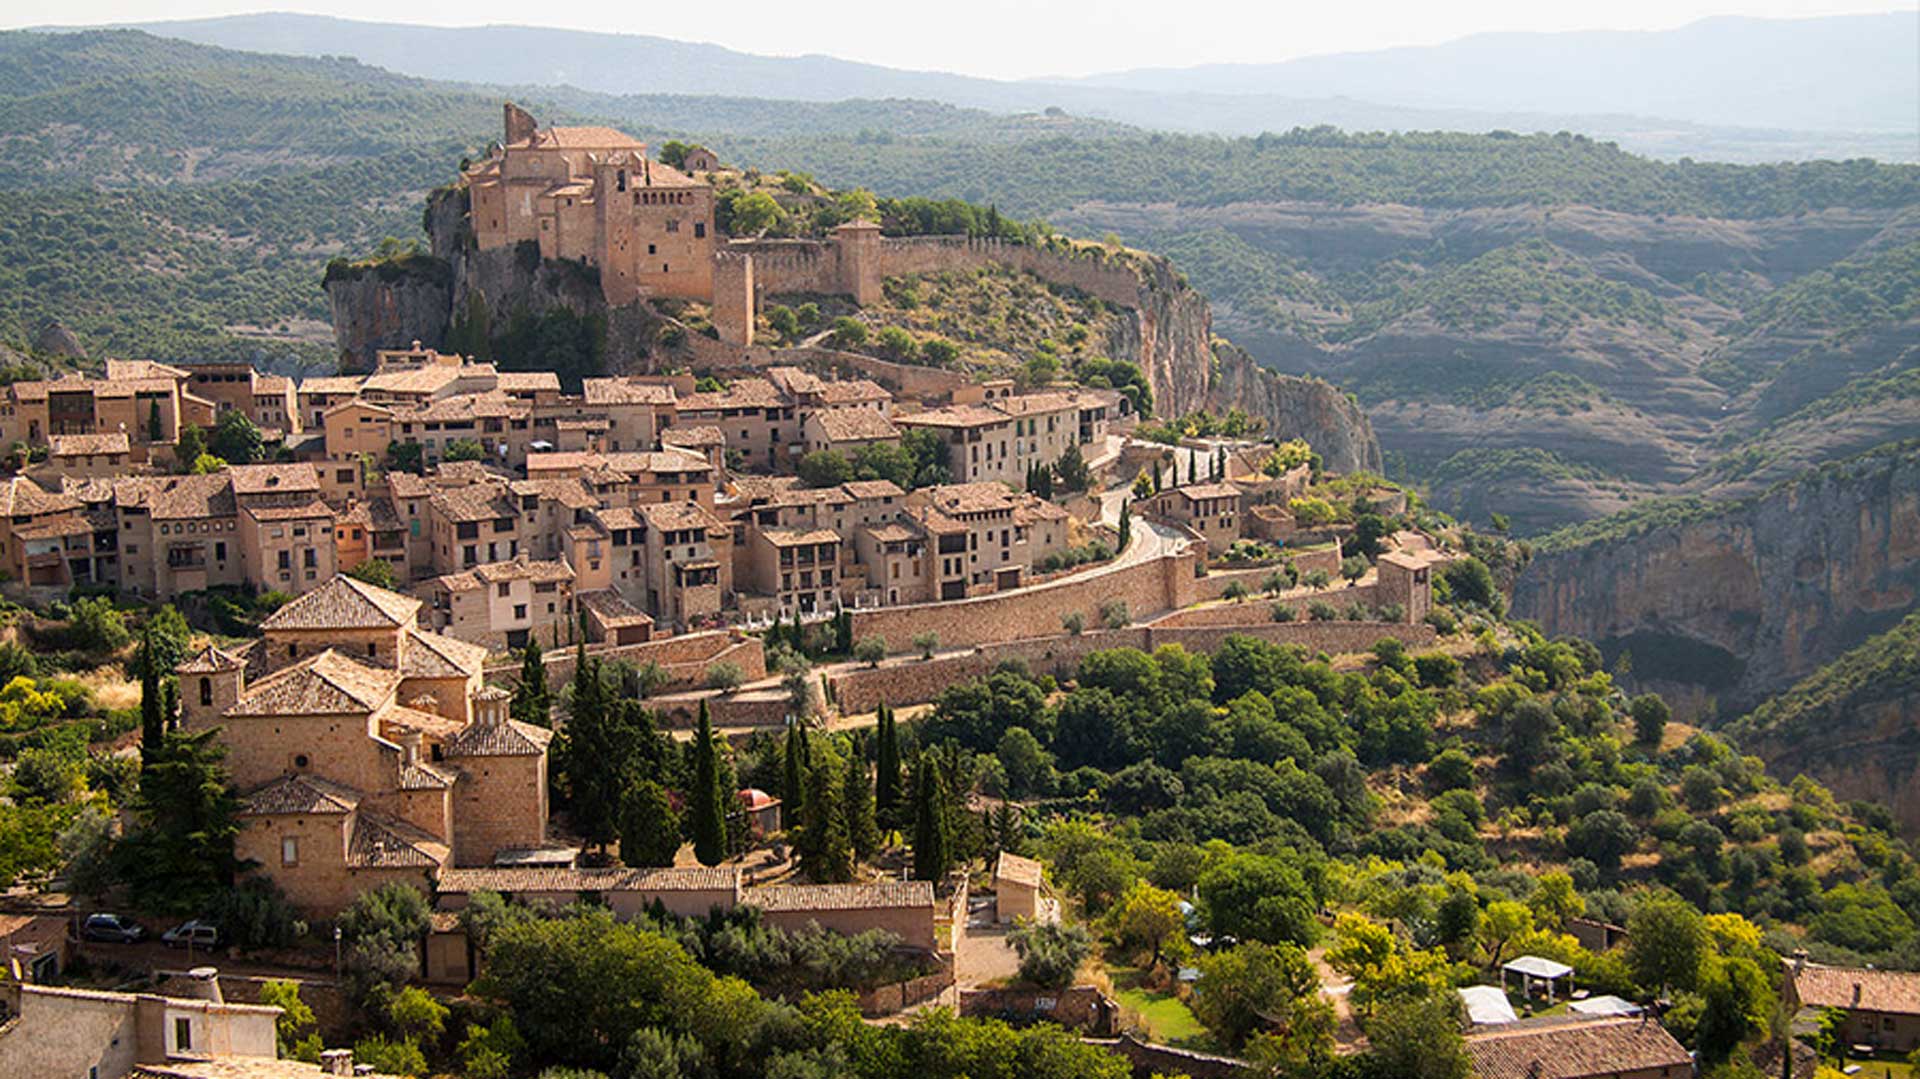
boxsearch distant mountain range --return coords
[91,11,1920,162]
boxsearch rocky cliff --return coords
[1510,440,1920,718]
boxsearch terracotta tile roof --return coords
[435,460,509,484]
[0,476,82,517]
[662,425,726,447]
[1463,1017,1692,1079]
[496,371,561,393]
[176,644,246,674]
[397,758,457,790]
[298,375,368,395]
[13,515,92,540]
[1173,483,1242,501]
[636,500,723,532]
[748,880,935,912]
[994,851,1044,888]
[431,483,519,523]
[766,486,853,509]
[49,432,129,456]
[386,472,432,499]
[1380,548,1451,570]
[1792,964,1920,1016]
[591,506,644,531]
[348,811,449,869]
[860,521,923,544]
[380,705,466,741]
[809,409,900,443]
[438,864,738,895]
[678,378,783,412]
[245,500,334,522]
[473,557,574,585]
[896,404,1008,429]
[993,391,1081,416]
[104,359,189,382]
[261,575,422,631]
[766,366,822,395]
[254,375,293,394]
[761,527,840,547]
[1015,499,1070,523]
[537,125,646,149]
[242,773,362,815]
[842,480,905,500]
[229,463,321,496]
[921,482,1020,515]
[115,473,235,520]
[343,497,404,531]
[729,475,806,502]
[444,718,552,757]
[583,378,677,406]
[816,380,890,404]
[399,391,526,424]
[403,628,488,679]
[228,651,401,717]
[579,588,652,628]
[363,365,462,396]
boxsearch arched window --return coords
[198,677,212,707]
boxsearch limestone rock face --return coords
[325,269,452,372]
[32,320,86,359]
[1511,443,1920,718]
[1207,342,1382,476]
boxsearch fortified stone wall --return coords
[492,630,765,688]
[848,545,1201,652]
[826,619,1434,715]
[1155,582,1385,624]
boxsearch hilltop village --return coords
[4,106,1917,1079]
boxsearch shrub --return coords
[1008,920,1092,989]
[1308,602,1338,622]
[1222,581,1250,602]
[1426,608,1459,635]
[1061,612,1085,636]
[1100,599,1131,630]
[1271,604,1296,623]
[830,317,868,349]
[705,662,744,693]
[853,636,887,667]
[912,631,939,659]
[1302,569,1331,589]
[1414,653,1461,688]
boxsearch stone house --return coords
[1139,482,1243,543]
[34,431,132,480]
[633,500,730,630]
[1377,547,1447,624]
[581,378,677,452]
[1462,1016,1692,1079]
[423,555,576,650]
[0,360,199,461]
[1788,961,1920,1052]
[905,482,1070,598]
[743,526,842,616]
[748,881,939,953]
[0,976,282,1079]
[800,407,901,458]
[675,378,791,471]
[178,360,300,436]
[993,851,1043,924]
[896,390,1109,486]
[175,575,552,916]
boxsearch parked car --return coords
[81,913,145,943]
[160,919,220,949]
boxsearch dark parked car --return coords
[81,913,145,943]
[161,919,220,949]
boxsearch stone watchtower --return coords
[833,219,884,307]
[175,645,247,731]
[711,252,756,348]
[503,102,538,145]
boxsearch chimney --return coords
[1852,983,1863,1008]
[183,966,222,1004]
[320,1048,354,1076]
[401,730,422,767]
[1792,949,1808,974]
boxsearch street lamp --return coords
[333,925,342,979]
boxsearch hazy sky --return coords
[8,0,1904,78]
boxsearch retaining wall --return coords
[1095,1034,1254,1079]
[490,631,766,690]
[858,966,954,1017]
[1154,582,1384,625]
[848,546,1199,654]
[825,619,1433,715]
[959,984,1117,1034]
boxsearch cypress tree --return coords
[844,750,878,861]
[561,657,624,853]
[834,609,852,655]
[1152,459,1162,493]
[511,637,550,727]
[619,778,681,868]
[874,703,901,822]
[1118,499,1132,550]
[782,724,808,827]
[690,700,728,866]
[139,625,164,761]
[910,752,950,882]
[799,750,852,882]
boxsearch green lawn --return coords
[1108,965,1209,1048]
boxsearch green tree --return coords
[876,325,918,361]
[338,881,432,999]
[138,623,169,759]
[70,595,130,653]
[1627,894,1708,992]
[114,729,241,913]
[874,704,902,824]
[345,557,396,589]
[444,438,487,462]
[558,657,627,853]
[1191,941,1331,1054]
[1054,444,1091,492]
[619,779,681,868]
[1631,693,1671,746]
[843,751,879,861]
[1105,880,1190,972]
[689,701,729,866]
[797,450,853,488]
[259,980,322,1062]
[729,190,783,234]
[1365,995,1471,1079]
[829,317,868,349]
[798,750,852,883]
[1008,920,1091,989]
[209,410,264,465]
[910,753,951,882]
[147,400,162,443]
[175,423,207,470]
[1197,852,1318,946]
[1694,955,1772,1064]
[782,725,809,824]
[512,638,551,727]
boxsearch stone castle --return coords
[464,104,889,346]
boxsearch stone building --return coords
[423,555,576,650]
[1462,1016,1692,1079]
[895,390,1109,486]
[1788,961,1920,1052]
[175,575,552,916]
[0,977,283,1079]
[905,482,1070,599]
[1139,482,1243,543]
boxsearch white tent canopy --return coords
[1501,955,1575,1002]
[1459,985,1519,1025]
[1569,994,1643,1017]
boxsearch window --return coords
[175,1018,193,1051]
[214,541,226,561]
[278,550,291,570]
[694,222,706,238]
[497,583,511,598]
[281,836,299,866]
[514,604,527,620]
[198,677,212,706]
